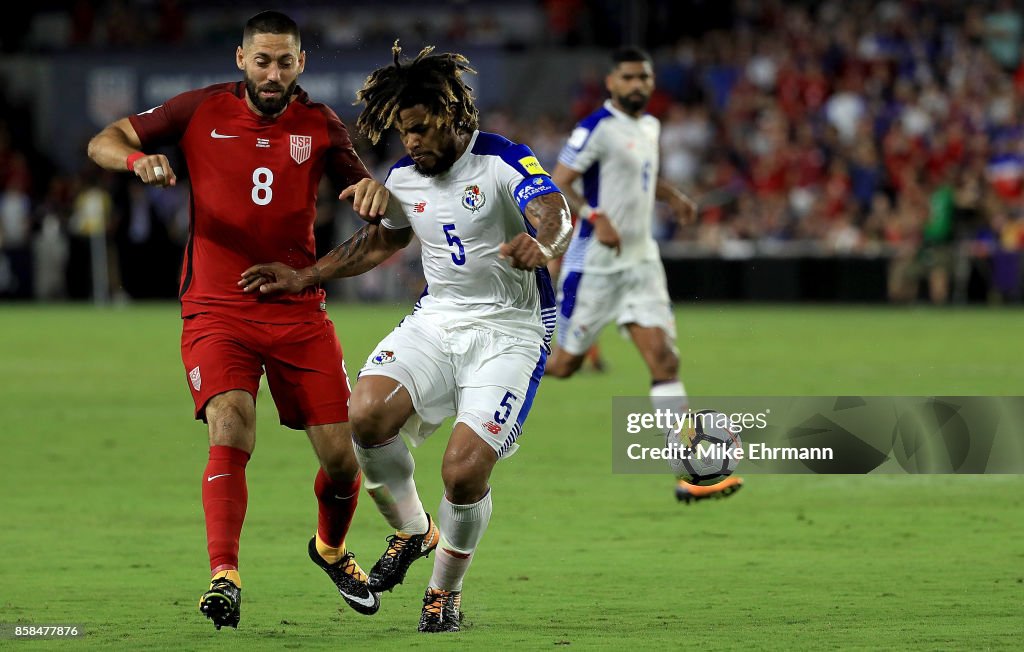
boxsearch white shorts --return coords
[358,313,546,458]
[556,259,675,356]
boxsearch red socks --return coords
[202,447,360,572]
[314,467,361,550]
[202,446,250,573]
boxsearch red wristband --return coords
[126,152,145,171]
[580,205,597,222]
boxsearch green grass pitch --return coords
[1,303,1022,649]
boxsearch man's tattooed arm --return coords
[499,192,572,270]
[527,192,572,260]
[316,224,414,281]
[238,224,413,295]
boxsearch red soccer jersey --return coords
[129,81,370,323]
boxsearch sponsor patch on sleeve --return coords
[513,175,559,212]
[518,156,548,176]
[566,127,590,149]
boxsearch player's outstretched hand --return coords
[340,178,390,221]
[500,233,553,270]
[672,193,698,225]
[590,211,621,255]
[130,154,176,187]
[239,262,318,295]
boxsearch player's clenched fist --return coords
[128,153,177,187]
[499,233,553,270]
[340,178,390,220]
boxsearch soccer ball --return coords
[668,409,742,485]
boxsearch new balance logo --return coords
[207,473,232,482]
[413,201,426,213]
[210,129,239,139]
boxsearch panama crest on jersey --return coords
[372,350,396,365]
[290,134,311,164]
[462,184,486,212]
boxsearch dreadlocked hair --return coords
[355,40,479,144]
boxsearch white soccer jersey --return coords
[558,100,661,274]
[381,130,558,347]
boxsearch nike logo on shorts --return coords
[207,473,232,482]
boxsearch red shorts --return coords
[180,312,350,429]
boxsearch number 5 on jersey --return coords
[442,223,466,266]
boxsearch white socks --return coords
[429,492,493,591]
[354,436,496,591]
[652,379,689,474]
[650,379,687,415]
[353,436,429,535]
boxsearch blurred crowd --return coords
[2,0,1024,304]
[8,0,618,53]
[533,0,1024,304]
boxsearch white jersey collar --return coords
[604,99,644,121]
[445,129,481,177]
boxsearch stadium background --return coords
[1,1,1022,649]
[3,0,1024,304]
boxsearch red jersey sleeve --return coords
[318,105,372,189]
[129,82,240,149]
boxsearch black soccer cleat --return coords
[307,538,380,615]
[199,577,241,630]
[418,588,462,633]
[367,514,440,592]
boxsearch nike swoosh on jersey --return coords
[207,473,232,481]
[210,129,239,139]
[338,588,378,608]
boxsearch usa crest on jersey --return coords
[290,134,311,164]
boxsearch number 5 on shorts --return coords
[494,391,518,424]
